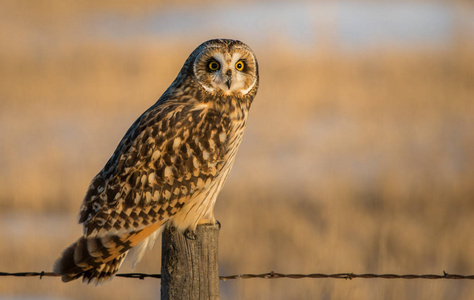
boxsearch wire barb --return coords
[1,271,474,280]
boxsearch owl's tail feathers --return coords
[52,235,131,284]
[53,222,162,284]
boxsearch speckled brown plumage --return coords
[53,39,259,284]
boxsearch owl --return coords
[53,39,259,284]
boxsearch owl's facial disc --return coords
[207,53,247,94]
[194,46,257,95]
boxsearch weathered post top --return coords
[161,223,220,300]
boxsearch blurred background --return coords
[1,0,474,299]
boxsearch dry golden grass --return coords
[1,1,474,299]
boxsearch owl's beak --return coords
[225,70,232,89]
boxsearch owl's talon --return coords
[184,229,197,240]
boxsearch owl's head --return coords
[189,39,259,96]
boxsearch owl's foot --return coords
[184,229,197,240]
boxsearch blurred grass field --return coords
[1,1,474,299]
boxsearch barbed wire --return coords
[1,271,473,281]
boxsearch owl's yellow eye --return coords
[235,61,245,71]
[208,61,220,71]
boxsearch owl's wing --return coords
[54,100,232,283]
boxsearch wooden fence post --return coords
[161,223,220,300]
